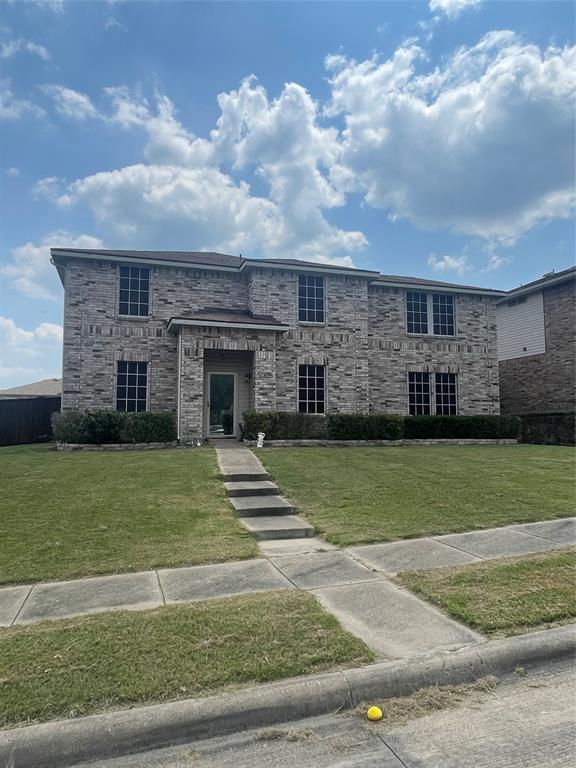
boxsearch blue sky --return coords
[0,0,574,387]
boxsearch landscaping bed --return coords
[0,444,257,585]
[397,548,576,637]
[0,591,374,728]
[259,445,575,545]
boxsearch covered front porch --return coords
[168,309,288,442]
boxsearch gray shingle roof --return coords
[52,248,242,268]
[51,247,505,294]
[374,274,506,293]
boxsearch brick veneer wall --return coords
[499,279,576,415]
[60,257,501,436]
[367,286,500,414]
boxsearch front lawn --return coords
[397,548,576,636]
[0,590,374,728]
[0,444,258,585]
[260,445,575,546]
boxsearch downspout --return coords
[176,331,182,441]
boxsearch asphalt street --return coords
[81,657,576,768]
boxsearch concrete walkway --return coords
[216,442,315,541]
[2,517,572,659]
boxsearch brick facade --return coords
[499,278,576,415]
[57,253,502,439]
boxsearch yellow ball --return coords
[367,705,383,721]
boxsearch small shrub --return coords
[327,414,404,440]
[242,411,328,440]
[51,410,87,444]
[121,412,176,443]
[81,409,125,444]
[403,415,521,440]
[52,409,177,444]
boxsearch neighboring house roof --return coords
[50,247,505,295]
[497,266,576,304]
[0,378,62,398]
[168,308,289,333]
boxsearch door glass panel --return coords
[209,374,234,436]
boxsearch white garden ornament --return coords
[256,432,265,448]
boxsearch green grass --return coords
[397,549,576,637]
[0,444,258,585]
[0,590,374,728]
[260,445,575,546]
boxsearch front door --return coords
[207,373,235,437]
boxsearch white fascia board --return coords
[371,280,505,297]
[51,250,241,273]
[168,318,289,333]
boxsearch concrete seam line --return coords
[1,625,574,768]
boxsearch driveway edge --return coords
[1,624,574,768]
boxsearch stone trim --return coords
[56,441,180,452]
[243,439,518,447]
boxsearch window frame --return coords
[118,264,150,319]
[298,274,325,325]
[406,291,456,337]
[298,364,326,414]
[407,371,431,416]
[116,360,149,412]
[435,372,458,416]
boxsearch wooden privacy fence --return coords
[0,397,61,446]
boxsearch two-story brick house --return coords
[51,248,504,440]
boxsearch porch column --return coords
[178,334,204,441]
[253,349,277,411]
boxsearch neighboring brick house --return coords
[51,249,504,440]
[497,267,576,438]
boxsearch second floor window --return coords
[298,274,325,323]
[298,364,325,414]
[406,291,429,334]
[119,265,149,317]
[116,361,148,412]
[406,291,455,336]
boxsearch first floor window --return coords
[435,373,457,415]
[119,265,149,317]
[116,361,148,412]
[298,364,325,414]
[408,372,430,415]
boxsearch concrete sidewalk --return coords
[1,516,572,653]
[346,516,575,575]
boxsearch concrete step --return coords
[230,495,294,517]
[225,480,279,498]
[241,515,316,541]
[221,472,271,483]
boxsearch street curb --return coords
[1,624,574,768]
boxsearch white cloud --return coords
[5,167,19,177]
[41,84,99,120]
[0,317,62,388]
[50,77,366,264]
[1,231,103,300]
[429,0,481,19]
[0,37,51,61]
[427,254,469,275]
[328,32,576,245]
[0,78,44,120]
